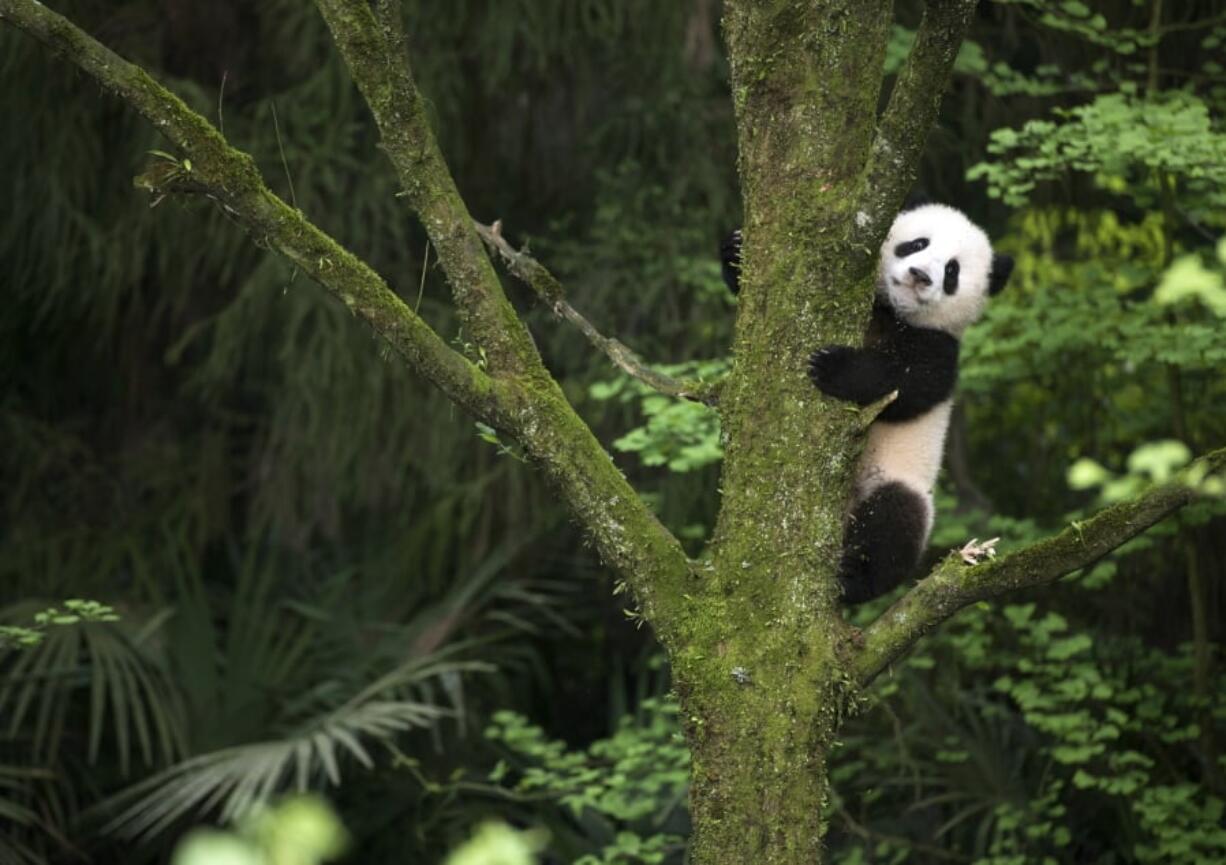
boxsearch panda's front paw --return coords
[807,345,854,395]
[720,230,743,294]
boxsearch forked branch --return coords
[313,0,540,376]
[1,0,696,640]
[0,0,502,425]
[474,221,721,405]
[856,0,978,236]
[854,446,1226,685]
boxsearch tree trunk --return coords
[668,6,895,861]
[683,669,837,863]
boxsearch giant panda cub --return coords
[722,205,1013,603]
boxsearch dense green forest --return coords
[2,1,1225,863]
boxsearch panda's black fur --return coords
[720,205,1013,603]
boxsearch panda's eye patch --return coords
[943,258,960,295]
[894,237,929,258]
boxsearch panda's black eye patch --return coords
[894,237,929,258]
[943,258,960,295]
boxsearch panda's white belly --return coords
[854,398,952,510]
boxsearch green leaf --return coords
[1155,255,1226,316]
[1068,458,1110,489]
[172,832,263,865]
[443,822,546,865]
[1126,440,1192,482]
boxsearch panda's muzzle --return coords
[908,266,932,287]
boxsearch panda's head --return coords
[878,204,1013,335]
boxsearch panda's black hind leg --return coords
[838,482,928,604]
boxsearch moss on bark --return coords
[657,6,895,862]
[314,0,540,376]
[670,3,983,862]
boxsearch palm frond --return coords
[101,688,460,841]
[0,762,74,865]
[0,606,186,770]
[0,837,43,865]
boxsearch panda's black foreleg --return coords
[838,482,928,604]
[808,346,897,405]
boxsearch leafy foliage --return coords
[479,699,689,864]
[829,588,1226,863]
[970,91,1226,217]
[887,26,1099,97]
[0,599,120,649]
[590,360,727,473]
[445,822,549,865]
[1069,438,1226,502]
[958,207,1226,519]
[1155,237,1226,316]
[448,606,1226,865]
[171,796,348,865]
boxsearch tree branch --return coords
[854,447,1226,685]
[313,0,540,376]
[310,0,701,631]
[0,0,504,427]
[473,221,721,405]
[855,0,977,237]
[1,0,697,642]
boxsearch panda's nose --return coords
[908,267,932,286]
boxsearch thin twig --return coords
[268,99,297,210]
[857,390,898,431]
[217,70,227,137]
[474,220,721,406]
[415,239,430,314]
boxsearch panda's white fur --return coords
[720,203,1010,602]
[808,203,1011,602]
[855,400,951,540]
[878,204,997,335]
[856,205,997,511]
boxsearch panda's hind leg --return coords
[838,482,929,604]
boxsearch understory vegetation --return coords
[2,1,1224,862]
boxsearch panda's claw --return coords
[958,537,999,565]
[720,230,744,294]
[808,345,850,391]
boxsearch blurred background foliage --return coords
[1,0,1224,862]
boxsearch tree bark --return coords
[684,676,837,863]
[667,5,969,861]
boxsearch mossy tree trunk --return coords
[4,1,1224,863]
[672,5,889,861]
[673,4,978,861]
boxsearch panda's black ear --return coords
[901,187,931,212]
[988,253,1014,296]
[720,230,743,295]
